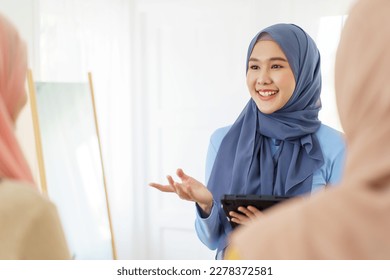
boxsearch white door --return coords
[134,0,253,259]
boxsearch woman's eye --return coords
[250,65,259,70]
[271,64,283,69]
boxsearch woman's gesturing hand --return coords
[149,168,214,215]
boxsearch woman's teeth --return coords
[257,90,277,97]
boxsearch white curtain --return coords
[37,0,133,259]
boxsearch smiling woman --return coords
[150,23,346,259]
[227,0,390,260]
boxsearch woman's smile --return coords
[257,89,278,98]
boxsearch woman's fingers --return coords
[247,206,263,218]
[166,175,175,187]
[229,211,246,219]
[229,206,264,225]
[229,210,249,225]
[148,183,175,193]
[148,175,178,193]
[167,175,188,198]
[150,170,207,203]
[177,168,192,181]
[237,206,256,218]
[166,175,192,201]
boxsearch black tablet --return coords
[221,194,291,228]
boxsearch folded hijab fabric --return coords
[227,0,390,259]
[0,14,34,184]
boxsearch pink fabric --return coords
[0,14,34,184]
[227,0,390,259]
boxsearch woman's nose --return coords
[256,70,272,85]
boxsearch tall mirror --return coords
[27,71,116,260]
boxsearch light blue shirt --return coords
[195,124,345,259]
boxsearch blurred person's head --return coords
[0,14,34,184]
[335,0,390,190]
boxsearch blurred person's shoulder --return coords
[0,179,58,235]
[0,179,70,259]
[0,179,56,233]
[0,179,56,257]
[0,179,51,212]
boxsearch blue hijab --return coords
[207,24,324,248]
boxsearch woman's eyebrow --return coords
[248,57,288,62]
[269,57,287,62]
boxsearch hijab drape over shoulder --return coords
[0,14,34,184]
[207,24,324,247]
[228,0,390,259]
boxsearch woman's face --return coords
[246,40,296,114]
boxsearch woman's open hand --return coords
[149,168,214,215]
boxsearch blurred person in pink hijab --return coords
[226,0,390,259]
[0,13,70,259]
[0,15,33,183]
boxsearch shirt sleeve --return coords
[315,125,346,187]
[194,129,226,250]
[328,147,346,185]
[194,200,222,250]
